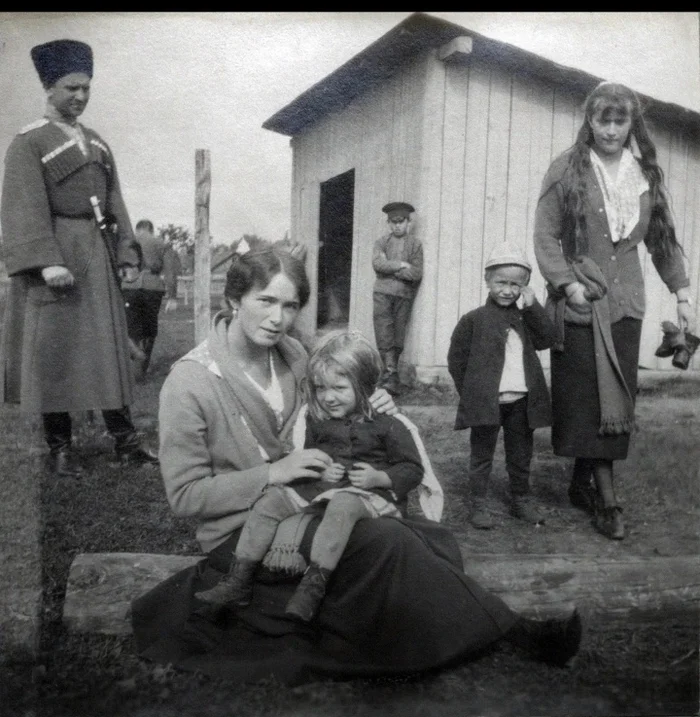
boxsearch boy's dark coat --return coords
[447,297,555,429]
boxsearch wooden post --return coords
[194,149,211,345]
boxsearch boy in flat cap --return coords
[372,202,423,394]
[447,242,555,529]
[0,39,158,476]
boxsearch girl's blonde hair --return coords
[306,330,382,421]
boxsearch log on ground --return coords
[463,552,700,621]
[63,553,203,635]
[62,552,700,635]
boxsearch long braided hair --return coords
[562,82,682,260]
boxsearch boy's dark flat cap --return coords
[382,202,415,220]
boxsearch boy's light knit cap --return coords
[484,241,532,272]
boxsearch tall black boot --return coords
[103,406,159,466]
[141,336,156,376]
[129,338,148,383]
[132,336,155,382]
[383,349,400,396]
[504,609,582,667]
[568,459,597,515]
[195,556,259,607]
[43,412,85,477]
[378,351,391,388]
[672,331,700,370]
[654,321,685,358]
[285,563,332,623]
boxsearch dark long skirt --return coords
[551,317,642,460]
[132,516,518,685]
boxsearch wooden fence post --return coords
[194,149,211,345]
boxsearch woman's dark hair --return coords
[223,237,310,308]
[306,330,382,421]
[562,82,681,260]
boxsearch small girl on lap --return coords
[196,330,423,622]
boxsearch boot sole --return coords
[285,607,314,623]
[195,593,251,608]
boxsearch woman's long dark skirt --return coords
[551,317,642,460]
[132,516,518,685]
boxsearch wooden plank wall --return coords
[425,56,698,373]
[425,58,583,373]
[289,49,699,374]
[290,58,427,345]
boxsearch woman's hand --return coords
[268,449,332,485]
[565,282,591,312]
[369,388,398,416]
[565,281,589,305]
[41,265,74,289]
[348,462,391,490]
[322,462,346,483]
[676,298,694,333]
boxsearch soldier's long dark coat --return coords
[0,119,135,413]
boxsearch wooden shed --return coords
[263,12,700,382]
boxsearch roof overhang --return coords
[263,12,700,137]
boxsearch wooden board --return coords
[63,551,700,636]
[462,552,700,620]
[63,553,204,635]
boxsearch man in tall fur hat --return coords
[0,39,158,476]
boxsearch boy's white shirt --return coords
[498,328,528,401]
[290,404,444,522]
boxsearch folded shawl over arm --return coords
[532,149,689,460]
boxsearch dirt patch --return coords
[400,393,700,560]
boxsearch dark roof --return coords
[263,12,700,137]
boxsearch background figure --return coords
[119,219,179,382]
[0,39,158,476]
[372,202,423,395]
[533,81,692,541]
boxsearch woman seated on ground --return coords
[132,238,582,685]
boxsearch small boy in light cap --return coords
[447,242,556,529]
[372,201,423,394]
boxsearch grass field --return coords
[2,303,699,717]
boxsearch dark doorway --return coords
[317,169,355,330]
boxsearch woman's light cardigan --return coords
[158,330,308,553]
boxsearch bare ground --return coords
[1,308,698,717]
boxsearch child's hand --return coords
[322,462,346,482]
[520,286,536,307]
[348,463,391,489]
[269,449,331,485]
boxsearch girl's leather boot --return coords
[285,563,332,622]
[195,557,259,607]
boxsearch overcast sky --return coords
[1,12,698,245]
